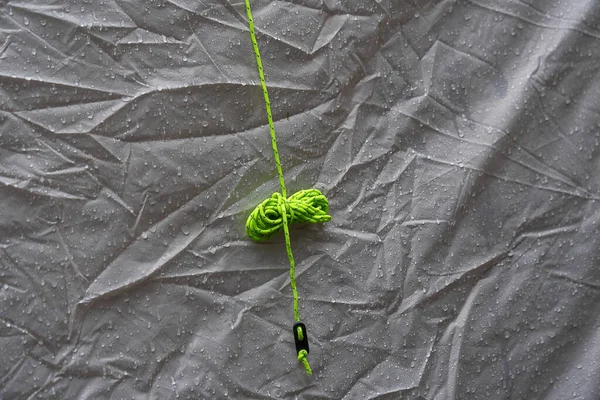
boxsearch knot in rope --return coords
[297,349,312,375]
[246,189,331,242]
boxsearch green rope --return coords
[296,326,304,341]
[244,0,331,375]
[298,349,312,375]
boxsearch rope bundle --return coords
[246,189,331,242]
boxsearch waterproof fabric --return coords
[1,0,600,399]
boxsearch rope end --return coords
[298,349,312,375]
[293,322,312,375]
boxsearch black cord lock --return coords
[293,322,309,354]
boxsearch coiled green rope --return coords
[243,0,331,375]
[246,190,331,242]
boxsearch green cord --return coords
[243,0,286,199]
[296,326,304,341]
[244,0,331,375]
[298,349,312,375]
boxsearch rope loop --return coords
[297,349,312,375]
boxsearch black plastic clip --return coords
[293,322,309,354]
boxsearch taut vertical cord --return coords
[243,0,331,375]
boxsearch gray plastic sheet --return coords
[1,0,600,398]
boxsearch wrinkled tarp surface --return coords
[1,0,600,399]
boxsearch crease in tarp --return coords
[467,0,600,40]
[77,165,250,306]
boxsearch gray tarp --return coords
[1,0,600,399]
